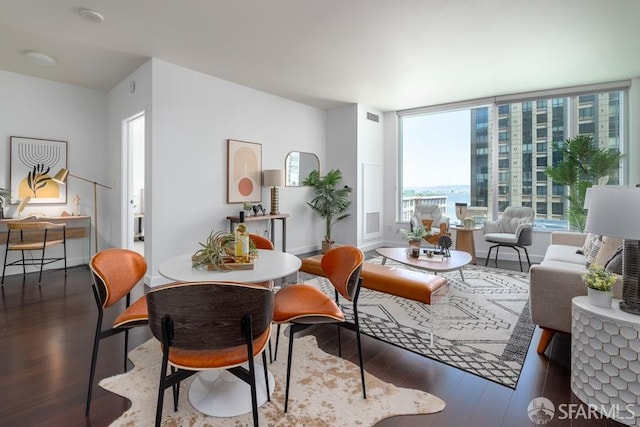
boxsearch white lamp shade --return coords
[584,186,640,240]
[263,169,285,187]
[583,187,591,210]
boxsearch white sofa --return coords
[529,231,623,354]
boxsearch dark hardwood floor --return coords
[0,259,627,427]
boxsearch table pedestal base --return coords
[188,364,275,417]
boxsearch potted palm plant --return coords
[302,169,352,253]
[401,225,429,248]
[545,135,622,231]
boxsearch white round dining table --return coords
[157,249,302,418]
[158,249,302,284]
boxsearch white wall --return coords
[326,104,358,245]
[107,60,152,282]
[357,105,384,250]
[0,70,107,271]
[138,59,326,285]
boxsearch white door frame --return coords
[122,111,145,250]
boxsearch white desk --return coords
[158,249,301,418]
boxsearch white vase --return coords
[588,287,612,308]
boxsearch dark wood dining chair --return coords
[2,221,67,286]
[147,281,274,427]
[272,245,366,412]
[86,248,148,416]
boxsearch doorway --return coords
[125,113,145,255]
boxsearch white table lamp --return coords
[455,203,468,224]
[263,169,285,215]
[584,185,640,315]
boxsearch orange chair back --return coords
[320,246,364,301]
[90,248,147,308]
[249,234,274,250]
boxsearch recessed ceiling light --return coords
[79,8,104,23]
[23,50,57,67]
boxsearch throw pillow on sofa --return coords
[594,235,624,267]
[605,246,624,275]
[578,232,600,256]
[585,236,602,266]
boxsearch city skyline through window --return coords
[399,90,624,230]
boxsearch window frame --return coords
[397,81,630,228]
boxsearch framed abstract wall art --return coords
[10,136,68,205]
[227,139,262,203]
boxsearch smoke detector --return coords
[79,8,104,23]
[23,50,57,66]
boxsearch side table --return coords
[571,296,640,426]
[451,226,481,265]
[227,213,289,252]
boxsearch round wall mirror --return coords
[285,151,319,186]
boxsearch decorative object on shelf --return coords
[72,194,81,216]
[10,136,68,205]
[191,229,257,271]
[52,168,111,255]
[455,202,468,225]
[302,169,352,253]
[250,204,265,216]
[438,235,452,257]
[582,264,615,308]
[401,225,429,248]
[242,201,252,214]
[584,185,640,315]
[263,169,285,215]
[0,187,9,219]
[227,139,262,204]
[16,196,31,218]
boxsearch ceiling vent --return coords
[366,112,380,123]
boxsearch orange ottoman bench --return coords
[300,254,447,305]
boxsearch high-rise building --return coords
[470,91,621,224]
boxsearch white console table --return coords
[571,296,640,426]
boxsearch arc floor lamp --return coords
[53,168,111,255]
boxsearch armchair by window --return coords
[483,206,535,272]
[410,204,450,233]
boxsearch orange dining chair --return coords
[147,281,273,427]
[86,248,148,416]
[272,245,365,412]
[249,233,274,251]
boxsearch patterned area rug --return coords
[100,331,445,426]
[300,257,534,388]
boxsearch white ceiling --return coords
[1,0,639,112]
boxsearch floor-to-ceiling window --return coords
[398,85,626,230]
[399,109,474,223]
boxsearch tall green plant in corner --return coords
[545,135,622,231]
[302,169,352,251]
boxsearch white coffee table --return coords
[375,247,472,280]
